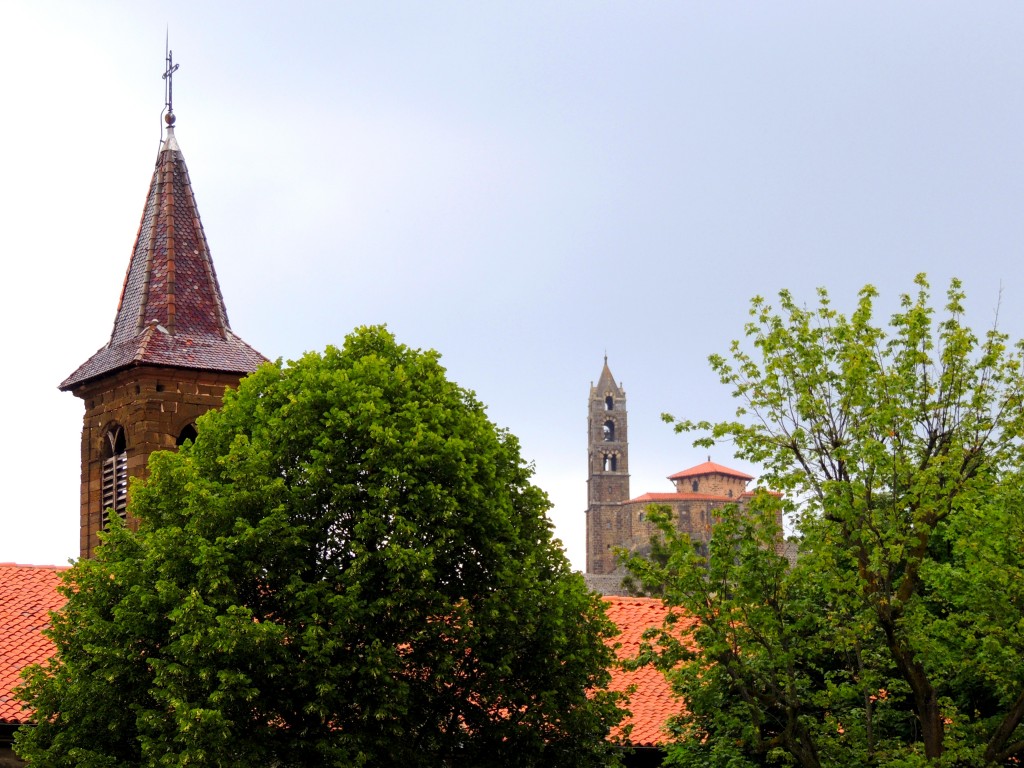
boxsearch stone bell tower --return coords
[585,357,630,574]
[59,54,266,558]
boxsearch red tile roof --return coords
[60,126,265,391]
[628,491,755,504]
[604,595,690,748]
[0,570,688,746]
[0,564,67,724]
[668,461,753,481]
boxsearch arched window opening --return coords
[691,480,699,492]
[603,454,617,472]
[638,512,645,522]
[605,396,614,411]
[727,489,733,498]
[603,420,615,442]
[101,426,128,529]
[176,423,198,447]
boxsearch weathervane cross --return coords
[163,47,179,118]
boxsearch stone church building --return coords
[585,359,779,589]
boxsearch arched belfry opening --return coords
[100,426,128,529]
[59,73,266,558]
[176,423,199,447]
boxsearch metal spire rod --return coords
[162,34,179,119]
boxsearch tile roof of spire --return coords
[60,124,265,391]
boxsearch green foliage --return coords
[618,505,676,598]
[627,276,1024,766]
[18,326,623,767]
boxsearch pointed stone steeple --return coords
[60,103,266,559]
[594,355,623,403]
[586,357,630,574]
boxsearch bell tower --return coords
[586,357,630,574]
[60,53,266,558]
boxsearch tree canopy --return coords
[18,326,623,767]
[627,276,1024,766]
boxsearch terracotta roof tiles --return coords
[0,564,67,725]
[668,461,753,481]
[629,491,755,504]
[604,595,690,748]
[0,572,690,744]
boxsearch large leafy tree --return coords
[627,276,1024,766]
[19,326,623,767]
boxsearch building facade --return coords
[585,360,777,581]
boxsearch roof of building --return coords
[668,461,754,481]
[603,595,688,748]
[60,122,266,391]
[0,569,686,749]
[628,491,755,504]
[0,564,67,724]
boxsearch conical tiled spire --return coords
[60,124,265,391]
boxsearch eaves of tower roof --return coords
[668,461,754,482]
[59,124,266,391]
[60,324,267,391]
[0,564,67,725]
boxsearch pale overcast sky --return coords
[2,2,1023,569]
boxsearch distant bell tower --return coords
[59,51,266,559]
[586,357,630,574]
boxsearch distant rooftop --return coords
[668,460,753,481]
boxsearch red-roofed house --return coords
[0,565,67,764]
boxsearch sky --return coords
[2,2,1024,570]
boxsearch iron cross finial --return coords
[163,41,180,126]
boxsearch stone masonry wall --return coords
[71,366,245,559]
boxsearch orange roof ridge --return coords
[668,460,754,481]
[629,491,743,503]
[0,562,68,570]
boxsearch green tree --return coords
[18,326,623,767]
[627,276,1024,766]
